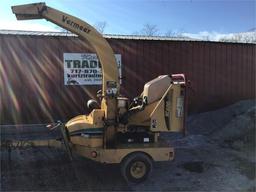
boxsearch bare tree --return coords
[141,24,159,36]
[165,30,183,37]
[165,29,184,37]
[165,30,176,37]
[219,32,256,43]
[94,21,107,34]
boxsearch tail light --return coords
[171,74,186,85]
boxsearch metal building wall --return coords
[0,34,255,124]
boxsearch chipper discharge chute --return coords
[12,2,188,183]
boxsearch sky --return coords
[1,0,255,39]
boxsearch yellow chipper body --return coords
[12,2,187,183]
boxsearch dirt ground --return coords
[1,100,255,191]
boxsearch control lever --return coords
[46,121,73,160]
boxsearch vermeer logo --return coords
[62,15,91,34]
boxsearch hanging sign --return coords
[64,53,121,85]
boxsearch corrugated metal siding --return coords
[0,34,255,124]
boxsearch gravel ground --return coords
[1,100,255,191]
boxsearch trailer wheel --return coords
[121,153,152,183]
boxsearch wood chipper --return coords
[12,2,187,183]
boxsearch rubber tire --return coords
[121,152,153,183]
